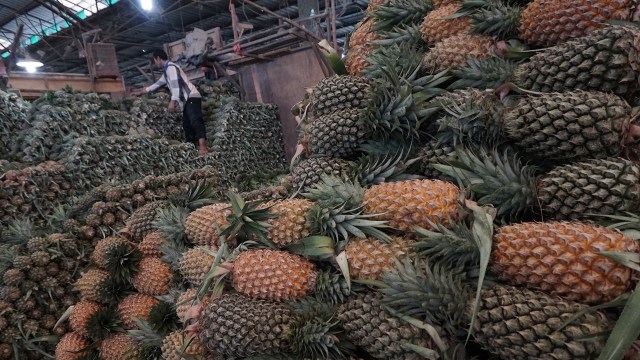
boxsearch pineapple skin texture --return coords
[363,179,460,232]
[138,231,164,257]
[265,198,314,246]
[513,26,640,96]
[69,300,101,337]
[99,333,142,360]
[492,222,639,304]
[117,293,160,329]
[345,236,415,280]
[337,292,437,359]
[55,332,92,360]
[75,269,110,304]
[232,249,318,302]
[420,3,470,45]
[198,294,293,357]
[132,257,172,295]
[470,285,612,359]
[423,34,495,72]
[161,330,206,360]
[184,203,230,246]
[518,0,633,47]
[91,236,130,268]
[179,246,217,287]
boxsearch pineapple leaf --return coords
[86,308,123,341]
[598,283,640,360]
[54,305,75,331]
[464,200,494,343]
[317,39,347,75]
[336,251,351,293]
[285,236,336,261]
[384,306,448,354]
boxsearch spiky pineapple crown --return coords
[371,0,434,31]
[167,179,218,210]
[86,308,123,341]
[220,192,278,245]
[152,205,190,249]
[450,57,517,90]
[433,146,538,221]
[102,244,143,282]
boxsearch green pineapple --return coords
[197,293,353,359]
[434,147,640,220]
[452,25,640,97]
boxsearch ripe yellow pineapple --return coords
[91,236,134,267]
[132,257,172,295]
[55,332,93,360]
[184,203,230,246]
[345,18,381,76]
[161,330,206,360]
[99,333,142,360]
[179,246,217,287]
[138,231,165,257]
[345,236,415,280]
[423,33,497,72]
[231,249,318,302]
[492,221,639,304]
[118,293,160,329]
[420,3,470,45]
[69,300,102,338]
[363,179,461,232]
[263,199,314,246]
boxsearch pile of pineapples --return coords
[0,89,30,159]
[0,227,89,359]
[0,161,76,227]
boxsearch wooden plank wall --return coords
[238,48,327,161]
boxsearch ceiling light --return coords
[16,53,43,71]
[140,0,153,11]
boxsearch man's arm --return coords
[144,74,167,94]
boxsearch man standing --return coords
[133,49,208,155]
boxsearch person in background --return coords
[132,49,208,155]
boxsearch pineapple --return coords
[467,0,634,46]
[99,333,143,360]
[178,246,217,287]
[91,236,142,280]
[161,330,206,360]
[382,260,614,359]
[345,236,415,280]
[55,332,94,360]
[263,198,314,246]
[337,292,445,359]
[132,257,172,295]
[420,3,470,45]
[435,148,640,220]
[118,293,160,329]
[306,108,372,158]
[418,138,455,179]
[492,221,638,304]
[138,231,164,257]
[197,293,350,358]
[371,0,434,30]
[345,19,381,76]
[75,269,127,305]
[423,34,497,72]
[231,249,318,302]
[69,300,102,338]
[125,200,167,241]
[184,203,230,246]
[453,25,640,96]
[2,269,23,286]
[435,90,636,163]
[290,156,355,192]
[363,179,461,232]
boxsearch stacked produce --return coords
[0,161,75,226]
[0,90,31,158]
[204,97,287,191]
[0,229,88,359]
[124,93,183,140]
[71,168,219,243]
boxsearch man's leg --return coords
[184,98,208,154]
